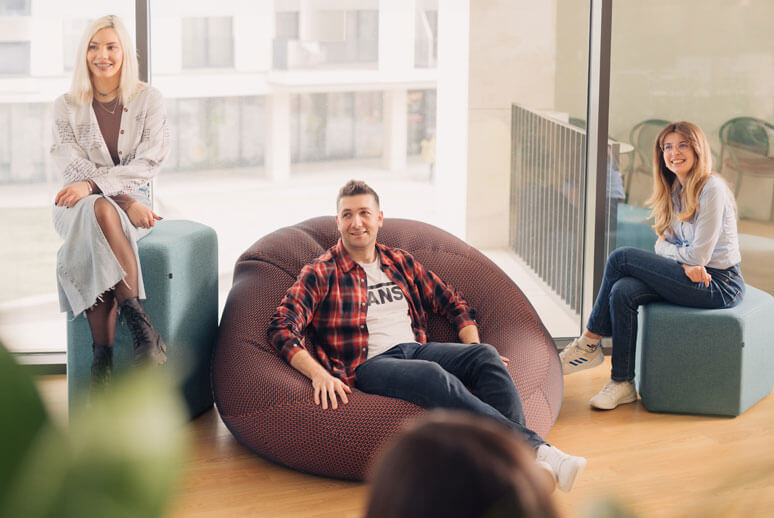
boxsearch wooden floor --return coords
[37,357,774,518]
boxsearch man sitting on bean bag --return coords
[268,180,586,492]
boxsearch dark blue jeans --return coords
[353,341,546,449]
[587,246,745,382]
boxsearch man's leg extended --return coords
[415,342,526,423]
[354,342,545,449]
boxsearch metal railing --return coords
[510,104,618,313]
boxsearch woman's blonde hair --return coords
[69,14,143,105]
[646,121,713,238]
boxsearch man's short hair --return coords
[336,180,380,211]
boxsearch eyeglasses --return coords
[661,142,691,153]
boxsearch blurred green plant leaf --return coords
[583,497,638,518]
[0,353,189,518]
[0,342,50,506]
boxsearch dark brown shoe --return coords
[119,297,167,366]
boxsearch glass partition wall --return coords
[609,0,774,297]
[507,0,773,340]
[504,0,595,339]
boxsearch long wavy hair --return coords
[69,14,143,106]
[646,121,713,238]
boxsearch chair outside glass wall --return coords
[626,118,670,204]
[719,117,774,221]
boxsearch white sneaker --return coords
[559,337,603,375]
[536,444,587,493]
[589,379,637,410]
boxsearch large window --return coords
[0,2,136,354]
[0,1,441,356]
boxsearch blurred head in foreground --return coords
[365,411,559,518]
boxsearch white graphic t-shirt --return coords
[359,258,417,359]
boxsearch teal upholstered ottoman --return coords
[635,285,774,416]
[67,220,218,418]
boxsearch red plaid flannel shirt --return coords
[267,240,478,386]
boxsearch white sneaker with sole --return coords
[589,379,637,410]
[536,444,587,493]
[559,337,603,375]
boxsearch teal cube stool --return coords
[67,220,218,418]
[635,285,774,416]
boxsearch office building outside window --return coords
[0,42,31,75]
[0,0,30,16]
[181,17,234,69]
[273,8,378,70]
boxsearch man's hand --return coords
[290,349,352,410]
[682,264,711,287]
[459,324,508,365]
[126,202,162,229]
[54,181,91,208]
[311,370,352,410]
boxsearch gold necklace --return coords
[97,96,120,115]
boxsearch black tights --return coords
[86,198,140,347]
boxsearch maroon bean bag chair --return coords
[212,217,562,480]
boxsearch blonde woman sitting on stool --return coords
[560,121,744,409]
[52,14,170,389]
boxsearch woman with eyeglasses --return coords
[559,121,744,409]
[51,14,170,388]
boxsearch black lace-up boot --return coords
[91,343,113,390]
[119,297,167,365]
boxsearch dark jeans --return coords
[587,246,745,381]
[353,341,546,449]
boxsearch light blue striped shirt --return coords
[654,174,741,269]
